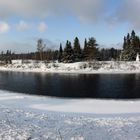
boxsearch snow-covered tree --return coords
[121,30,140,61]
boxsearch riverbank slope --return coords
[0,60,140,73]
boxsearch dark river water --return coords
[0,71,140,99]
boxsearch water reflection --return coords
[0,72,140,99]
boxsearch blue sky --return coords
[0,0,140,53]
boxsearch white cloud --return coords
[16,20,29,31]
[1,1,140,30]
[67,0,105,23]
[38,22,47,33]
[0,0,105,23]
[16,20,48,32]
[112,0,140,29]
[0,21,10,33]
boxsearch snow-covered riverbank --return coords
[0,60,140,139]
[0,90,140,139]
[1,60,140,74]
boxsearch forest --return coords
[0,30,139,64]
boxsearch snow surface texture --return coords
[1,60,140,73]
[0,90,140,140]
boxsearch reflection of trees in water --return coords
[34,74,100,98]
[121,74,140,98]
[34,74,51,95]
[34,74,62,96]
[55,74,100,98]
[0,72,140,99]
[0,72,36,94]
[135,74,140,80]
[96,74,125,98]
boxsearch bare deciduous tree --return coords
[37,39,46,60]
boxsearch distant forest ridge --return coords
[0,30,139,63]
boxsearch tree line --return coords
[0,37,121,64]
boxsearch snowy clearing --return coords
[1,60,140,74]
[0,90,140,139]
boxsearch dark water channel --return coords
[0,71,140,99]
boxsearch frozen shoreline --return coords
[1,90,140,115]
[0,90,140,139]
[0,89,140,115]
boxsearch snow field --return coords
[0,90,140,139]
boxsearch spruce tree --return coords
[58,43,63,62]
[83,38,88,60]
[63,40,74,62]
[73,37,81,61]
[123,37,127,50]
[83,37,98,60]
[121,30,140,61]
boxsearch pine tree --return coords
[131,30,135,39]
[83,38,87,60]
[5,50,12,64]
[123,37,127,50]
[121,30,140,61]
[83,37,98,60]
[58,43,63,62]
[84,38,87,49]
[131,30,136,48]
[63,40,74,62]
[73,37,81,61]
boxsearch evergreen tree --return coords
[98,48,121,61]
[73,37,81,61]
[53,50,59,61]
[131,30,135,39]
[84,38,87,49]
[45,49,53,61]
[58,43,63,62]
[63,40,74,62]
[83,37,98,60]
[131,30,136,48]
[83,38,87,59]
[121,30,140,61]
[123,37,127,50]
